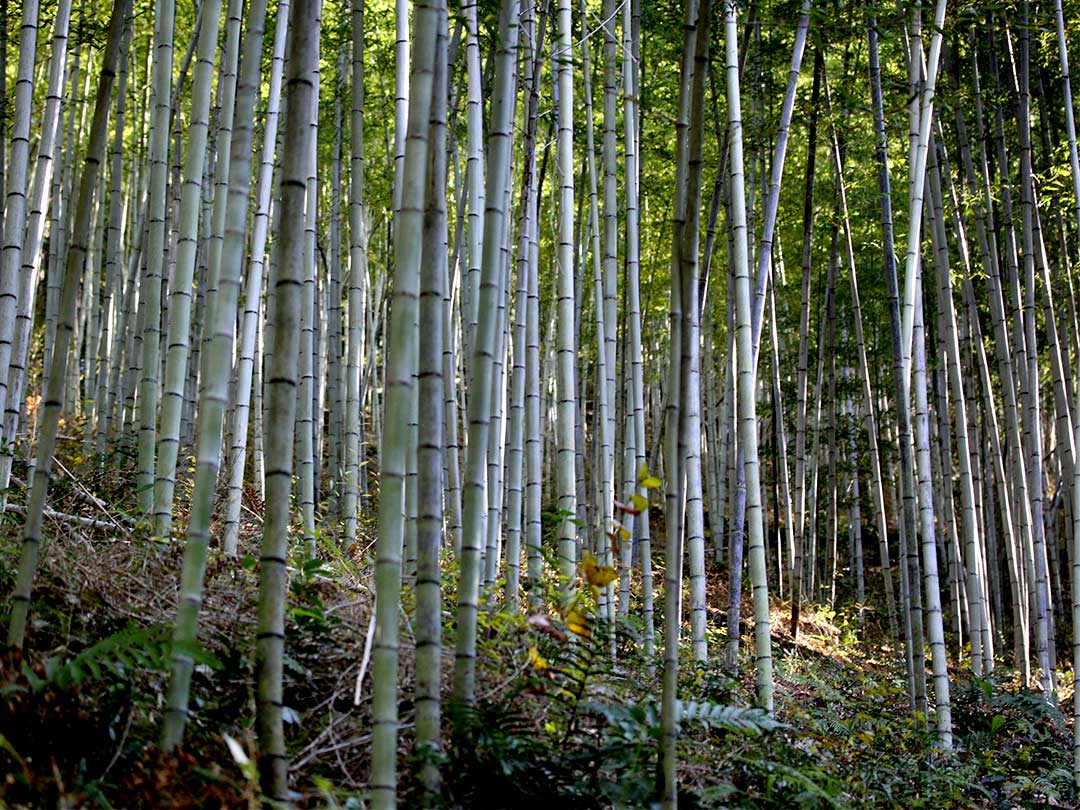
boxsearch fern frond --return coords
[56,623,173,688]
[677,700,786,735]
[992,692,1065,727]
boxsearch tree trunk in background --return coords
[452,0,519,706]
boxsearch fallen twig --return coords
[4,504,119,530]
[353,606,377,706]
[52,457,133,529]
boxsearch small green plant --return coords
[287,555,343,641]
[2,622,220,695]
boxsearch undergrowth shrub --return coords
[423,567,791,810]
[0,626,246,808]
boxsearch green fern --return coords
[583,698,784,738]
[19,623,220,692]
[736,755,842,808]
[813,713,852,738]
[677,700,787,735]
[992,691,1065,728]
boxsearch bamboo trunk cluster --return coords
[3,0,1080,800]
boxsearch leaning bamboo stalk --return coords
[194,0,242,413]
[343,0,367,545]
[869,13,927,714]
[452,0,519,705]
[325,94,345,519]
[0,0,74,495]
[7,0,131,647]
[481,197,513,587]
[460,0,484,366]
[162,0,271,752]
[135,0,176,516]
[151,0,224,537]
[726,2,810,656]
[894,0,946,380]
[899,0,947,376]
[505,0,543,608]
[723,0,772,713]
[221,0,289,556]
[927,134,991,674]
[622,0,653,657]
[824,67,898,642]
[979,38,1039,681]
[790,49,821,638]
[93,28,128,456]
[43,26,82,379]
[579,0,614,623]
[952,39,1029,674]
[0,0,41,450]
[749,0,810,352]
[679,0,710,664]
[660,0,698,798]
[599,0,618,516]
[1017,6,1054,692]
[766,283,795,603]
[1052,0,1080,781]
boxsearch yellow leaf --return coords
[631,493,649,512]
[641,475,661,489]
[582,551,617,588]
[567,609,591,639]
[527,645,549,671]
[617,525,631,541]
[582,552,600,581]
[595,565,618,587]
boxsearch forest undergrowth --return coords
[0,443,1074,809]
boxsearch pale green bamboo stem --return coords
[451,0,519,705]
[725,0,773,714]
[162,0,270,751]
[135,0,176,515]
[152,0,224,536]
[7,0,130,647]
[254,0,317,798]
[370,0,437,802]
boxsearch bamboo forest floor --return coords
[0,444,1076,808]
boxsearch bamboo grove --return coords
[3,0,1080,803]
